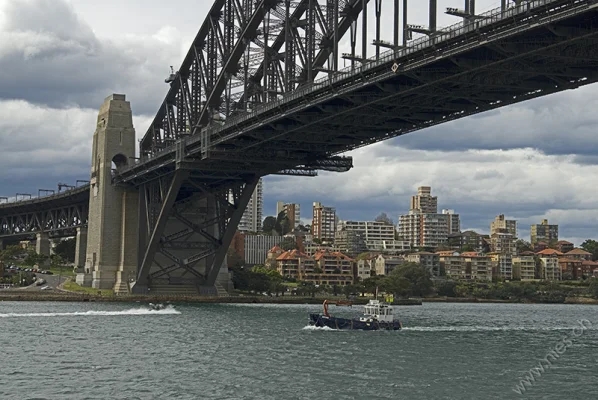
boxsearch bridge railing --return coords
[128,0,572,170]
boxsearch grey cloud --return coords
[0,0,181,115]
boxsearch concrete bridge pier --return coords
[74,227,88,268]
[36,232,51,267]
[84,94,139,294]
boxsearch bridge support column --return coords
[85,94,139,293]
[0,239,4,251]
[74,227,88,268]
[36,232,51,267]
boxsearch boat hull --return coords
[309,314,401,331]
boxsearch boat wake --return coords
[302,325,338,331]
[402,325,593,332]
[0,305,180,318]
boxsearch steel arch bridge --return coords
[2,0,598,294]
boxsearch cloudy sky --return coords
[0,0,596,245]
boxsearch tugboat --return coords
[309,298,402,331]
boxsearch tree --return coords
[382,262,433,298]
[0,245,23,263]
[279,237,298,251]
[227,248,245,269]
[262,216,278,235]
[276,212,292,235]
[581,239,598,261]
[462,245,475,252]
[54,238,77,263]
[375,212,394,226]
[23,250,47,268]
[516,239,533,254]
[436,280,458,297]
[589,279,598,299]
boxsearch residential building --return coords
[337,220,395,242]
[356,255,377,281]
[513,256,537,281]
[489,252,513,280]
[398,187,460,250]
[366,240,411,254]
[334,230,367,258]
[438,252,492,281]
[539,256,562,281]
[530,219,558,246]
[466,255,493,281]
[275,250,314,280]
[559,258,583,280]
[312,202,336,243]
[302,250,355,286]
[594,269,598,278]
[244,234,285,265]
[556,240,574,253]
[406,252,440,277]
[490,232,516,256]
[374,254,405,276]
[564,248,592,261]
[236,178,263,232]
[582,261,598,278]
[276,202,301,230]
[439,253,467,280]
[448,231,489,252]
[442,209,461,235]
[490,214,517,237]
[410,186,438,213]
[265,245,285,269]
[398,212,450,249]
[536,248,564,258]
[303,241,338,257]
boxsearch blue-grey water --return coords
[0,301,597,399]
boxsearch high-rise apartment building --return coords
[530,219,559,245]
[410,186,438,213]
[442,209,461,234]
[312,202,336,242]
[337,220,395,242]
[490,214,517,237]
[398,187,460,249]
[236,178,263,233]
[276,201,301,229]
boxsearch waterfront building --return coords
[312,202,336,243]
[490,214,517,237]
[466,255,493,281]
[234,178,263,233]
[556,240,574,253]
[301,250,354,286]
[513,256,537,281]
[564,248,592,261]
[442,209,461,235]
[593,268,598,278]
[276,202,301,230]
[264,245,284,269]
[303,241,338,257]
[244,234,285,265]
[406,252,440,277]
[410,186,438,213]
[373,254,405,276]
[539,255,562,281]
[530,219,558,246]
[559,258,583,280]
[489,252,513,280]
[356,255,377,281]
[536,248,564,257]
[440,253,466,280]
[275,250,314,280]
[582,260,598,278]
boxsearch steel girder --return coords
[132,169,260,292]
[139,0,372,157]
[0,203,88,239]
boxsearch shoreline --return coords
[1,292,597,305]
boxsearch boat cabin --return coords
[361,300,394,322]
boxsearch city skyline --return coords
[0,0,596,247]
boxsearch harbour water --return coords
[0,301,596,399]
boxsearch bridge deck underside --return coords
[118,1,598,188]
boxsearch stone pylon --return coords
[84,94,139,293]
